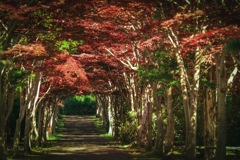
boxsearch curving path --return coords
[14,115,133,160]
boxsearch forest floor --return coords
[10,115,153,160]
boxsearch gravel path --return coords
[13,115,133,160]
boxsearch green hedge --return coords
[62,95,96,115]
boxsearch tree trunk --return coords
[138,84,147,147]
[0,87,15,160]
[123,72,137,112]
[203,68,216,160]
[168,29,192,159]
[37,102,44,147]
[165,86,175,157]
[23,72,41,153]
[186,49,201,160]
[154,88,163,154]
[96,94,109,131]
[138,83,153,150]
[0,122,7,160]
[51,102,59,135]
[0,65,15,160]
[24,109,32,154]
[216,52,227,160]
[146,85,153,151]
[13,90,27,151]
[168,29,201,160]
[96,94,103,118]
[108,95,114,136]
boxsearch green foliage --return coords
[47,133,62,141]
[200,76,216,89]
[118,111,138,144]
[139,51,178,87]
[31,10,58,42]
[37,32,57,41]
[172,95,185,146]
[93,116,107,134]
[54,39,84,54]
[226,92,240,146]
[181,25,195,32]
[226,38,240,53]
[0,60,12,67]
[11,68,29,79]
[63,95,96,115]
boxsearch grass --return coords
[100,133,114,141]
[92,116,107,133]
[47,115,65,141]
[91,116,116,143]
[47,133,63,141]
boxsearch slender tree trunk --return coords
[47,105,54,136]
[186,49,201,160]
[13,90,27,151]
[165,86,175,157]
[24,109,32,154]
[37,102,44,147]
[146,84,153,151]
[38,99,49,146]
[0,119,7,160]
[138,84,153,150]
[51,104,59,134]
[146,101,153,151]
[43,101,50,140]
[23,73,41,153]
[216,52,227,160]
[168,29,201,160]
[108,95,114,136]
[30,74,42,141]
[0,66,15,160]
[204,68,216,160]
[96,94,109,131]
[154,87,163,155]
[138,84,147,147]
[168,29,191,159]
[96,94,103,118]
[0,87,15,160]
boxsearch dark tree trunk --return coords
[154,83,164,155]
[165,86,175,157]
[24,109,32,154]
[203,68,217,160]
[216,52,227,160]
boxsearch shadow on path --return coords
[14,115,132,160]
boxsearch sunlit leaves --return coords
[4,43,47,57]
[139,50,177,85]
[54,39,84,54]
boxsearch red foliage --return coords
[44,53,92,95]
[3,43,47,70]
[0,2,39,20]
[2,0,240,96]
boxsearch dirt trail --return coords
[14,115,133,160]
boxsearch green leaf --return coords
[226,38,240,53]
[167,80,179,87]
[54,39,84,54]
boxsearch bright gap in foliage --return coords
[62,95,96,115]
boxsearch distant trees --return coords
[63,95,96,115]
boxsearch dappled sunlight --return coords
[38,115,132,160]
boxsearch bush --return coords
[118,111,138,144]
